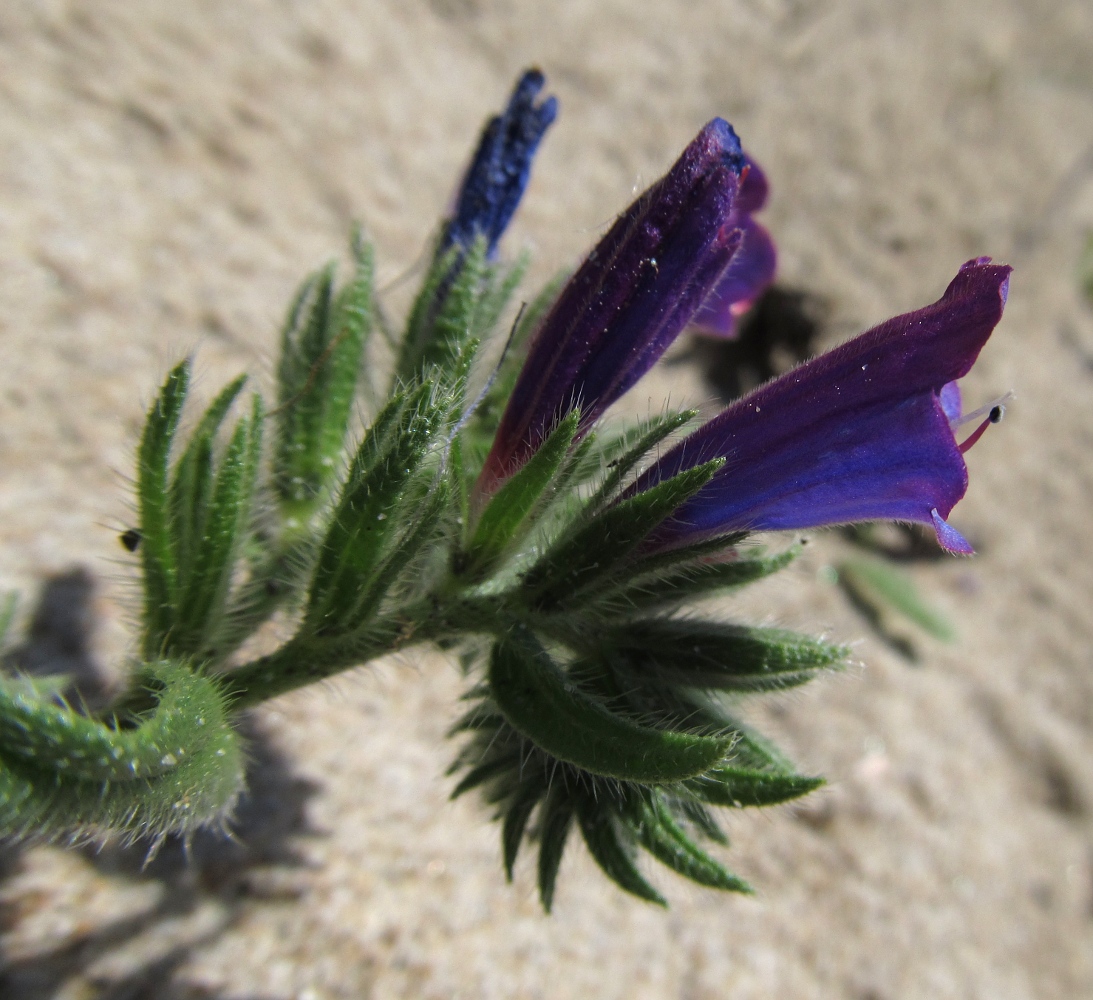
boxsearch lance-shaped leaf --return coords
[608,620,846,692]
[172,395,264,660]
[275,240,374,511]
[577,544,800,616]
[169,374,248,584]
[523,459,723,610]
[501,772,548,881]
[537,782,575,913]
[488,627,732,783]
[685,765,824,808]
[305,383,447,633]
[575,792,666,906]
[138,361,191,650]
[462,410,579,578]
[629,791,752,893]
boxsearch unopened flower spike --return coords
[441,68,558,259]
[477,118,751,497]
[629,257,1012,555]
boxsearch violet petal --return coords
[632,258,1011,551]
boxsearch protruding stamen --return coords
[951,391,1013,429]
[958,400,1006,454]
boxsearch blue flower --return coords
[479,118,752,495]
[441,69,557,259]
[628,258,1012,554]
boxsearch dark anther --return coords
[989,405,1003,423]
[119,529,142,552]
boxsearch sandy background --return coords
[1,1,1093,997]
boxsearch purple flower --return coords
[628,258,1012,554]
[441,69,557,260]
[478,118,752,496]
[689,158,778,338]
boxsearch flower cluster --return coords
[0,68,1009,914]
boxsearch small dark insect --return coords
[119,528,142,553]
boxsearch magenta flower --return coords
[478,118,751,496]
[689,158,777,338]
[629,257,1011,554]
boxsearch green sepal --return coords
[138,361,191,651]
[630,792,752,893]
[523,459,724,610]
[584,409,698,513]
[488,627,732,783]
[836,556,956,642]
[608,619,846,692]
[463,410,580,578]
[537,783,574,913]
[685,766,824,808]
[575,792,666,906]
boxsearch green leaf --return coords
[319,237,374,463]
[672,797,727,845]
[449,751,522,799]
[524,459,724,610]
[421,237,489,375]
[489,628,732,783]
[685,766,824,808]
[464,411,579,577]
[169,375,248,597]
[575,793,666,906]
[537,783,574,913]
[589,545,800,615]
[463,269,567,453]
[275,264,335,504]
[273,245,374,513]
[631,792,752,893]
[397,242,461,383]
[609,620,846,692]
[836,556,956,642]
[138,361,191,656]
[502,773,547,881]
[305,384,446,632]
[174,396,264,659]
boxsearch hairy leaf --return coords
[489,628,732,783]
